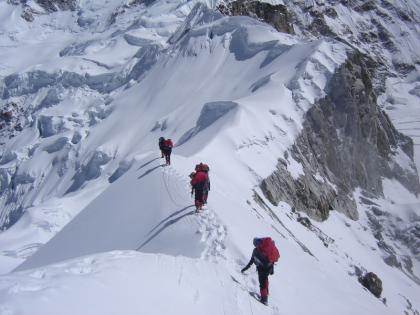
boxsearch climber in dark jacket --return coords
[241,238,274,305]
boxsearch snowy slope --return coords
[0,0,349,270]
[0,0,419,314]
[14,154,207,271]
[4,155,419,315]
[1,251,266,315]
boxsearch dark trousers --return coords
[162,148,172,165]
[257,267,270,300]
[194,188,204,209]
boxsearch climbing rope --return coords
[161,166,185,208]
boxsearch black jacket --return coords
[241,248,274,274]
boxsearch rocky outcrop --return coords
[10,0,77,21]
[359,272,383,298]
[261,52,420,221]
[0,102,27,139]
[217,0,294,34]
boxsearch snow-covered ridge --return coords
[0,1,349,233]
[0,0,419,314]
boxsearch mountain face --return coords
[0,0,419,314]
[260,51,419,221]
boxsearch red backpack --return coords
[195,163,209,172]
[257,237,280,265]
[164,139,173,148]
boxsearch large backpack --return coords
[255,237,280,267]
[163,139,173,149]
[195,163,210,172]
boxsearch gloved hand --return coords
[241,268,246,274]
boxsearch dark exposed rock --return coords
[324,7,338,18]
[71,131,82,144]
[128,0,156,6]
[360,196,379,206]
[14,0,77,21]
[297,217,311,228]
[393,62,416,76]
[260,52,420,221]
[33,0,77,12]
[21,9,35,22]
[217,0,294,34]
[261,144,356,221]
[354,1,377,12]
[372,19,398,52]
[384,254,402,268]
[395,222,420,260]
[402,256,414,274]
[371,206,385,216]
[359,272,383,298]
[0,102,27,138]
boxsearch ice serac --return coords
[261,52,420,221]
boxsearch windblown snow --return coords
[0,0,419,314]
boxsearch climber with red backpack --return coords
[190,167,209,212]
[161,138,173,165]
[241,237,280,305]
[195,163,210,204]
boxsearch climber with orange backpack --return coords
[241,237,280,305]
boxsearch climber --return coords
[161,138,173,165]
[198,163,210,204]
[158,137,165,158]
[241,237,280,305]
[190,168,209,212]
